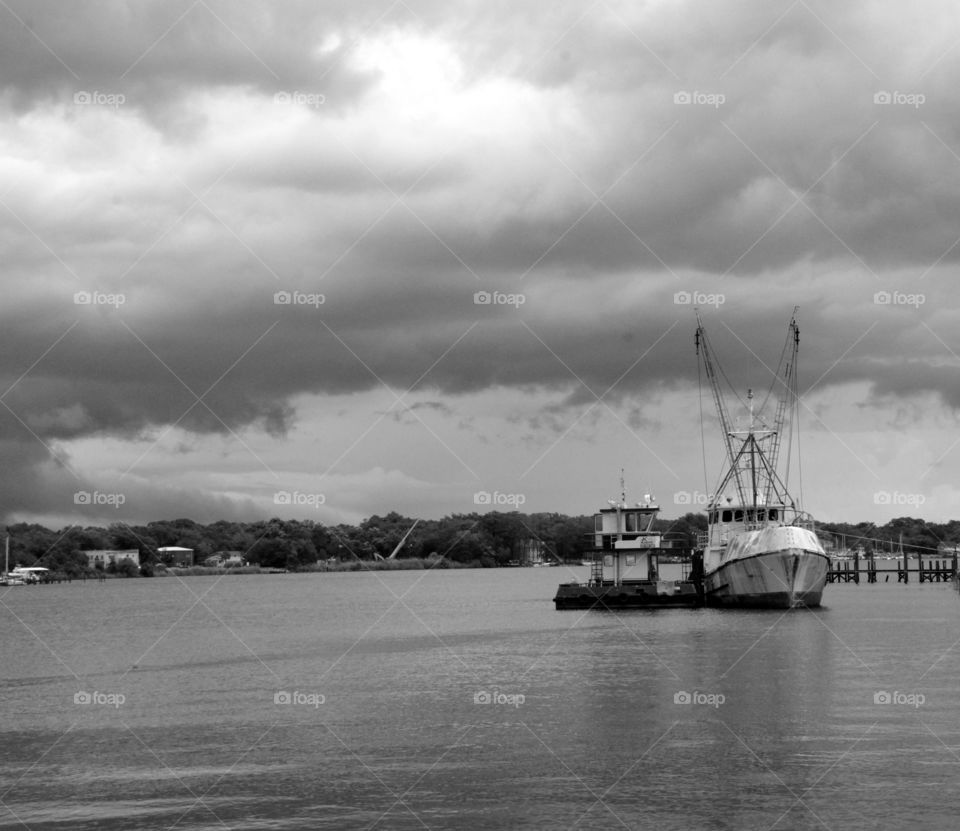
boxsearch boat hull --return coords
[554,580,701,610]
[704,548,829,609]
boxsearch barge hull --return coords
[554,581,701,610]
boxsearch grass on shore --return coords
[158,557,468,577]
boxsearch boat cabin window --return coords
[734,510,743,522]
[721,510,732,523]
[594,514,602,531]
[768,508,778,521]
[625,513,637,532]
[756,509,765,522]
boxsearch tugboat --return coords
[553,477,702,610]
[695,310,829,608]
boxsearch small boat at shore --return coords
[695,311,828,608]
[0,537,26,586]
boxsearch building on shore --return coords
[158,546,194,567]
[203,551,246,568]
[85,549,141,569]
[521,538,547,566]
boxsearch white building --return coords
[85,549,140,568]
[158,546,194,566]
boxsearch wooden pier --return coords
[827,552,958,585]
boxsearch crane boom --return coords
[695,311,746,502]
[764,311,799,503]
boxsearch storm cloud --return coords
[2,0,958,527]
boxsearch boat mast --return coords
[748,390,758,508]
[697,312,801,513]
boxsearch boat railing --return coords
[787,510,818,531]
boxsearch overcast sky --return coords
[1,0,958,532]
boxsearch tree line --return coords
[7,511,953,579]
[6,511,608,577]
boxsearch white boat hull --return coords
[703,526,828,608]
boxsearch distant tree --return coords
[115,558,139,578]
[247,538,292,569]
[37,548,90,578]
[107,523,144,550]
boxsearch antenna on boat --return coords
[620,468,625,508]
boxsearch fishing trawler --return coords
[695,311,829,608]
[553,479,702,609]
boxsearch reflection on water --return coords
[0,570,957,829]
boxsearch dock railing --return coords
[827,551,958,584]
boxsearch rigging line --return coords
[783,369,795,494]
[757,327,792,416]
[698,340,710,498]
[794,326,804,516]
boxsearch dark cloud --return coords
[2,0,959,523]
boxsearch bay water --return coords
[1,567,958,829]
